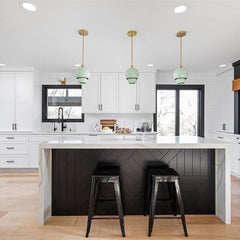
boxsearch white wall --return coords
[39,72,153,132]
[156,71,216,138]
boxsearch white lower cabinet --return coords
[214,132,240,178]
[0,134,54,169]
[0,135,29,168]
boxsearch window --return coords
[42,85,84,122]
[155,85,204,137]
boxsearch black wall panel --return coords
[52,149,215,216]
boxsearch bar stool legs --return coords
[148,175,188,237]
[114,180,126,237]
[148,179,159,237]
[174,179,188,237]
[86,175,125,238]
[86,178,96,238]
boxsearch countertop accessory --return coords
[125,30,139,84]
[76,29,90,84]
[173,30,188,84]
[100,119,116,130]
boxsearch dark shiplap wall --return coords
[52,149,215,216]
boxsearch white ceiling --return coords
[0,0,240,73]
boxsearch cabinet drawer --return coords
[0,135,29,142]
[0,157,28,168]
[29,135,53,142]
[0,143,28,155]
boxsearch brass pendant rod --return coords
[82,34,85,67]
[131,36,133,67]
[180,36,183,68]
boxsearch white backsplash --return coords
[41,113,154,133]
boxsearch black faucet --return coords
[58,107,67,132]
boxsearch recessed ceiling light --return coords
[19,1,37,12]
[174,5,187,14]
[219,64,226,68]
[0,63,6,67]
[147,64,154,67]
[74,64,81,67]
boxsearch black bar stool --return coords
[147,168,188,237]
[85,167,125,238]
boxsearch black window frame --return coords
[154,84,205,137]
[42,85,85,123]
[233,60,240,134]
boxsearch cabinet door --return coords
[82,73,100,113]
[137,73,156,113]
[100,73,118,113]
[215,69,234,132]
[0,72,15,131]
[15,72,33,131]
[118,73,137,113]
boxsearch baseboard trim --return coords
[0,168,38,173]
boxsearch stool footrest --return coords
[154,216,181,220]
[92,217,120,220]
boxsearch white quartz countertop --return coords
[39,136,229,149]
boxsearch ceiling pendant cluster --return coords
[76,29,90,84]
[173,30,188,84]
[125,30,139,84]
[75,29,189,85]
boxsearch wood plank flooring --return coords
[0,173,240,239]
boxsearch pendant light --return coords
[125,30,139,84]
[76,29,90,84]
[173,31,188,84]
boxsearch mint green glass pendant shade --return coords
[126,30,139,84]
[173,67,188,84]
[76,66,90,84]
[125,67,139,84]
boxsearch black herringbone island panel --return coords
[52,149,215,216]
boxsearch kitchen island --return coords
[39,135,231,225]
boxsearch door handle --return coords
[6,137,14,140]
[6,160,15,163]
[6,147,15,150]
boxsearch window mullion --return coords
[176,89,180,136]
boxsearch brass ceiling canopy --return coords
[176,31,187,38]
[127,30,137,37]
[78,29,88,37]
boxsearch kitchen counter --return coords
[39,136,231,226]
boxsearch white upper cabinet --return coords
[100,73,118,113]
[215,69,234,132]
[118,73,137,113]
[0,72,33,131]
[82,72,156,114]
[137,73,156,113]
[82,73,101,113]
[0,72,15,131]
[15,72,33,131]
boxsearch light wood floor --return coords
[0,173,240,240]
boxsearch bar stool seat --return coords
[86,166,125,238]
[147,167,188,237]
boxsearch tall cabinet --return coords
[0,72,33,131]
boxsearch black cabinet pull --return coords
[6,147,15,150]
[6,160,14,163]
[6,137,14,140]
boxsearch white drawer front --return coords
[0,143,28,155]
[29,135,53,142]
[0,157,29,168]
[0,135,29,142]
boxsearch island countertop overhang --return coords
[39,136,230,150]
